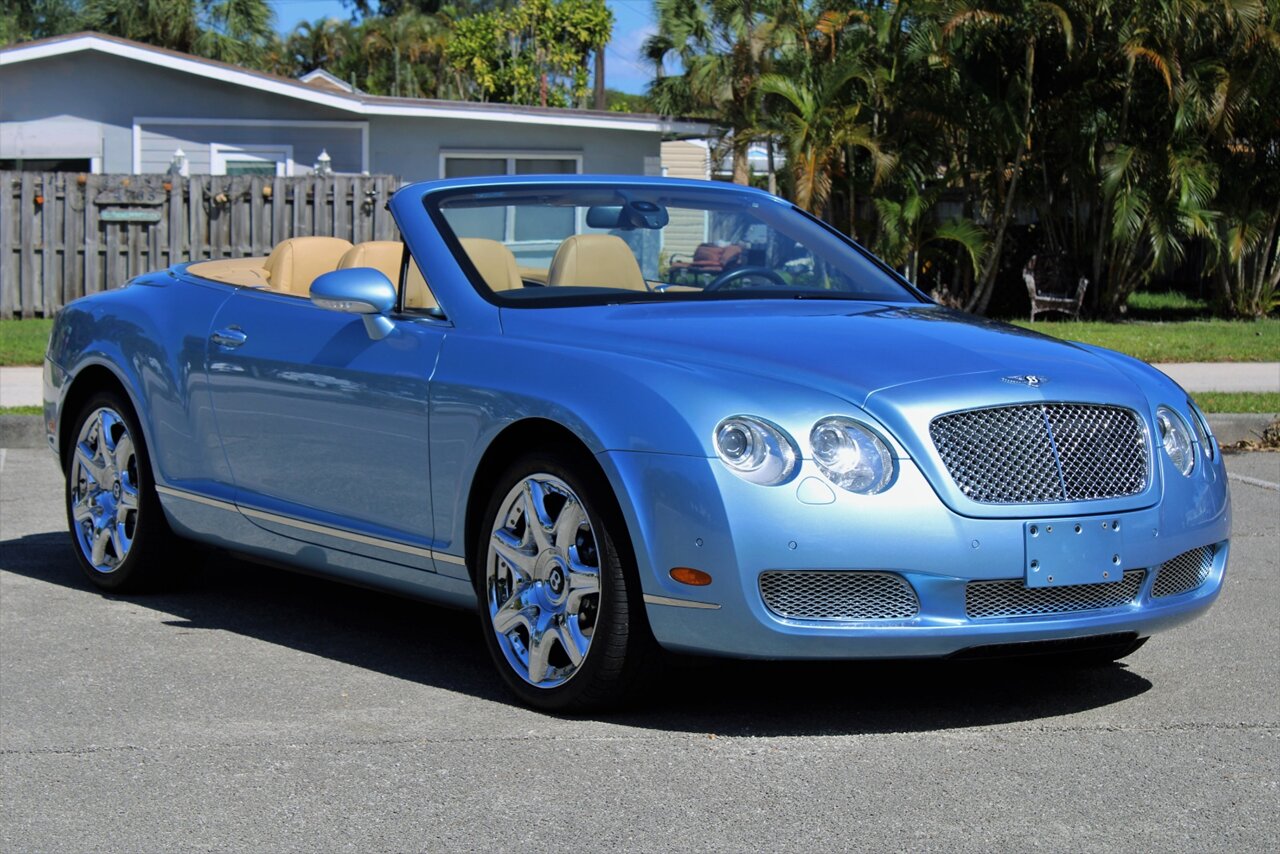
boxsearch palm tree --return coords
[80,0,201,52]
[362,11,447,98]
[872,182,988,289]
[195,0,276,68]
[934,0,1076,314]
[758,54,891,215]
[81,0,275,68]
[646,0,781,184]
[281,17,357,77]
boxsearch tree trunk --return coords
[732,137,751,186]
[1093,64,1136,316]
[847,144,857,240]
[593,49,606,111]
[767,137,777,196]
[968,38,1036,316]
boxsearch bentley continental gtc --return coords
[44,176,1230,710]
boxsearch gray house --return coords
[0,32,707,181]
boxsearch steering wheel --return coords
[704,265,788,292]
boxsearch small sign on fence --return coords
[100,209,162,223]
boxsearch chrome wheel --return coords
[485,473,602,688]
[69,406,140,573]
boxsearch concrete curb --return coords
[1205,413,1279,446]
[0,415,47,450]
[3,412,1277,451]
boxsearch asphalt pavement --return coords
[1,448,1277,852]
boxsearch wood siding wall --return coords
[659,142,711,263]
[0,172,400,317]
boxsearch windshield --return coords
[425,183,923,307]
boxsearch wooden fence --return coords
[0,172,401,317]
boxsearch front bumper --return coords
[599,449,1231,660]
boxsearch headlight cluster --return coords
[714,414,895,493]
[1187,399,1216,461]
[1156,405,1195,476]
[713,417,796,485]
[810,417,894,494]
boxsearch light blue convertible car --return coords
[44,176,1230,710]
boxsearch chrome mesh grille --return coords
[965,570,1145,619]
[1152,546,1215,597]
[930,404,1148,504]
[759,571,919,621]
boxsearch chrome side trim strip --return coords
[643,593,722,610]
[155,485,237,512]
[156,485,461,564]
[238,505,437,559]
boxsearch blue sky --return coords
[265,0,656,94]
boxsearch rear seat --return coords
[187,236,522,306]
[187,236,352,295]
[336,241,437,310]
[266,237,354,296]
[459,238,522,292]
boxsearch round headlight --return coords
[1187,399,1216,461]
[809,417,895,494]
[713,416,797,485]
[1156,406,1195,476]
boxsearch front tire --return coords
[64,390,176,592]
[474,448,655,712]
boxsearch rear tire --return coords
[473,447,656,712]
[64,390,178,592]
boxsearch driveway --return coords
[1,448,1277,851]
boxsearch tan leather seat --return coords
[459,238,522,292]
[337,241,402,280]
[337,241,438,311]
[547,234,647,291]
[265,236,353,296]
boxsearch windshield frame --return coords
[421,178,931,309]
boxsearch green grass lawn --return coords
[1191,392,1280,414]
[0,319,53,366]
[1124,290,1212,321]
[1011,318,1279,362]
[0,405,41,416]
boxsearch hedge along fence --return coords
[0,172,401,318]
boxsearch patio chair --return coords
[1024,254,1088,320]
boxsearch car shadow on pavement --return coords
[2,531,1152,735]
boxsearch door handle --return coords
[210,327,248,348]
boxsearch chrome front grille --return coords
[759,571,919,621]
[930,403,1148,504]
[965,570,1145,619]
[1152,546,1215,597]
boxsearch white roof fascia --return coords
[299,68,354,92]
[0,35,710,136]
[357,100,704,133]
[1,35,363,113]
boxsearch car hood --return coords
[499,299,1145,413]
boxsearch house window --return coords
[211,144,293,177]
[441,153,581,244]
[442,154,580,179]
[0,158,93,172]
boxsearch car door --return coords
[205,287,445,569]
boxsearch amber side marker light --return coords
[670,567,712,586]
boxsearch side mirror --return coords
[310,268,397,340]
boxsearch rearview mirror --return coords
[310,268,397,339]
